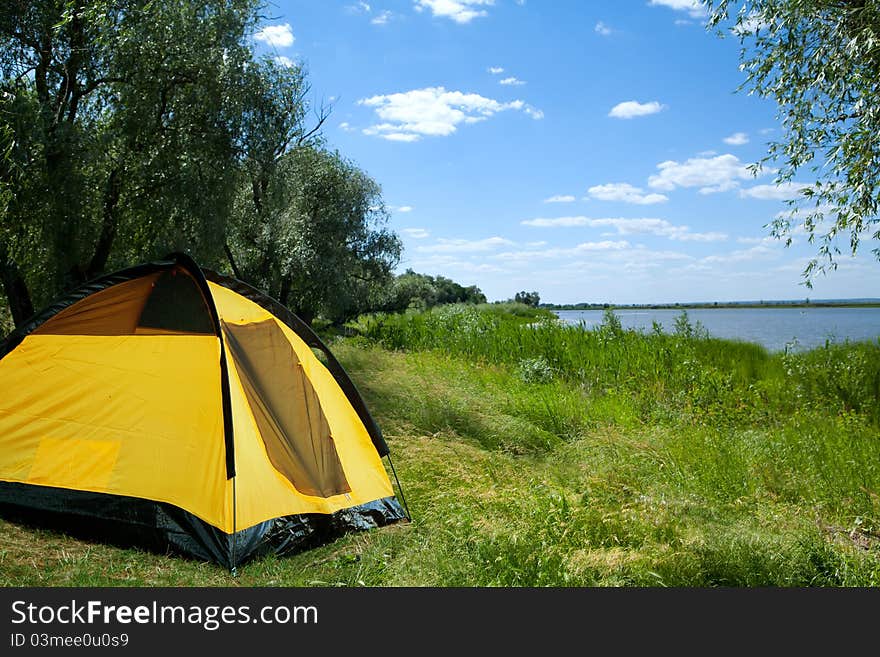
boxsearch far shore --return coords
[543,299,880,311]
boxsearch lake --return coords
[553,307,880,352]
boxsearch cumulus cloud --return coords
[416,236,514,253]
[595,21,612,36]
[414,0,495,24]
[587,183,668,205]
[648,153,761,194]
[543,195,576,203]
[402,228,430,239]
[274,56,295,68]
[488,66,504,74]
[372,10,393,24]
[723,132,749,146]
[608,100,666,119]
[648,0,707,19]
[520,216,727,242]
[254,23,295,47]
[499,76,526,86]
[739,182,808,201]
[700,242,779,265]
[358,87,538,141]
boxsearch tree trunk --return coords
[279,276,292,307]
[224,243,243,280]
[85,166,122,280]
[0,254,35,327]
[293,304,313,327]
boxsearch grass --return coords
[1,303,879,586]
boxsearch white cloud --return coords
[739,182,808,201]
[414,0,495,24]
[524,106,544,120]
[737,235,779,245]
[274,56,295,68]
[520,216,728,242]
[608,100,666,119]
[394,205,414,213]
[587,183,668,205]
[701,242,779,265]
[494,241,632,261]
[499,76,526,86]
[416,236,514,253]
[544,195,576,203]
[488,66,504,75]
[359,87,535,141]
[402,228,430,239]
[648,0,707,19]
[648,153,761,194]
[254,23,295,48]
[723,132,749,146]
[339,121,355,132]
[372,10,393,24]
[595,21,612,36]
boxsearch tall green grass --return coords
[341,303,880,583]
[349,304,880,427]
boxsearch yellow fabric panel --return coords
[207,282,274,324]
[0,334,230,530]
[33,274,160,335]
[29,438,121,490]
[209,290,392,530]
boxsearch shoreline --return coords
[545,301,880,311]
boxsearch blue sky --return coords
[254,0,880,304]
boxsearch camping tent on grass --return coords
[0,253,407,570]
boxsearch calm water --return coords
[554,307,880,352]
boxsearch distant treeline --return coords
[543,299,880,310]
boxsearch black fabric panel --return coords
[0,481,228,565]
[203,270,390,457]
[0,481,406,569]
[137,269,215,334]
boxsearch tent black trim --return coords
[0,481,405,568]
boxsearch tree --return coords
[0,0,264,323]
[380,269,487,313]
[514,290,540,307]
[704,1,880,284]
[227,145,401,325]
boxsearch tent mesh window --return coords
[223,319,351,498]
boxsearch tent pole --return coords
[230,475,238,576]
[386,453,412,521]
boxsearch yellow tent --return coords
[0,253,407,569]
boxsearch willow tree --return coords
[705,1,880,283]
[0,0,263,323]
[227,144,401,325]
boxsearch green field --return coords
[1,304,879,586]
